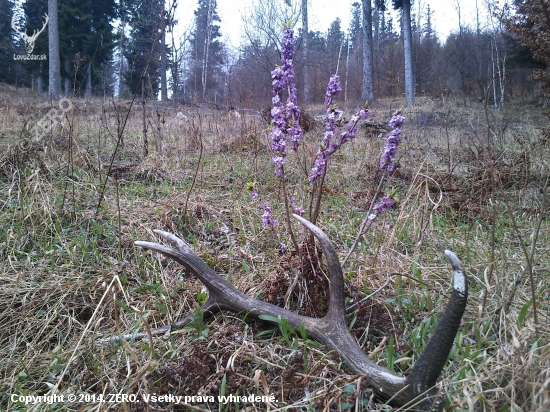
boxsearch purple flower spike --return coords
[270,26,303,178]
[368,195,396,221]
[324,74,342,106]
[310,77,369,183]
[290,197,305,215]
[380,110,405,172]
[262,204,277,228]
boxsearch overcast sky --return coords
[176,0,499,48]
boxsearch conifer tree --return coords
[189,0,224,101]
[0,0,17,84]
[349,2,362,51]
[59,0,116,96]
[123,0,165,98]
[327,18,344,71]
[20,0,49,91]
[506,0,550,92]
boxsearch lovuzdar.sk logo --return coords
[12,13,48,61]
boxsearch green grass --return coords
[0,96,549,411]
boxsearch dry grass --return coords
[0,92,549,411]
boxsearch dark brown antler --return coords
[134,214,467,410]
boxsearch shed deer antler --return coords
[134,214,467,410]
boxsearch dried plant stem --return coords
[280,167,299,252]
[184,132,203,223]
[310,173,326,226]
[115,173,122,261]
[141,87,148,157]
[61,109,76,220]
[342,172,387,267]
[95,94,136,213]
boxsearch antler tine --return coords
[152,229,193,252]
[445,249,467,295]
[400,250,468,409]
[134,234,229,301]
[134,231,318,332]
[292,214,346,320]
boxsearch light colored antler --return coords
[133,215,468,410]
[12,14,48,54]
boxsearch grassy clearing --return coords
[0,92,549,411]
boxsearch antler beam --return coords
[134,215,467,410]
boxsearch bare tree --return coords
[242,0,301,72]
[48,0,60,99]
[160,6,168,102]
[170,27,192,102]
[486,0,507,110]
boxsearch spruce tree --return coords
[123,0,165,98]
[58,0,116,96]
[349,2,362,52]
[189,0,224,101]
[327,18,344,73]
[0,0,17,84]
[506,0,550,92]
[20,0,49,90]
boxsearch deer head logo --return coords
[12,14,49,54]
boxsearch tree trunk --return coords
[344,35,350,102]
[160,31,168,101]
[361,0,374,103]
[171,34,179,102]
[142,83,148,157]
[201,0,213,100]
[117,11,126,98]
[48,0,61,99]
[160,5,168,102]
[301,0,309,104]
[402,0,414,105]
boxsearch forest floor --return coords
[0,86,549,411]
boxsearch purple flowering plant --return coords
[366,112,406,225]
[310,74,369,184]
[380,110,405,172]
[270,25,303,179]
[267,24,305,251]
[254,24,404,254]
[309,74,369,224]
